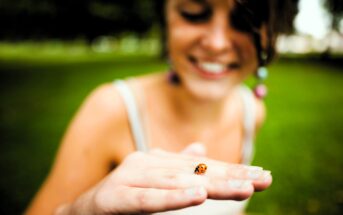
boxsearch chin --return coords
[183,79,237,102]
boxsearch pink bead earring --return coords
[253,67,268,99]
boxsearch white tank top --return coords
[114,79,257,215]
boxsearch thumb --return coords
[181,142,207,157]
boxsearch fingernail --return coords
[185,187,206,197]
[228,180,251,189]
[262,171,272,181]
[248,170,271,181]
[244,165,263,171]
[247,170,262,180]
[249,166,263,171]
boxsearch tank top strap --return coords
[238,85,256,164]
[113,80,148,152]
[113,80,255,162]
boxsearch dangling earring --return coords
[253,67,268,99]
[167,59,181,85]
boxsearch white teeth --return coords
[198,62,226,74]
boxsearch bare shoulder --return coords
[65,82,129,145]
[68,82,132,160]
[25,83,131,215]
[59,81,131,170]
[79,83,126,120]
[254,97,266,131]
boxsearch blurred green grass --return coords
[0,43,343,215]
[249,59,343,215]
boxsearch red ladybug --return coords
[194,163,207,175]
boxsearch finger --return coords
[105,186,207,214]
[205,165,272,192]
[207,179,254,200]
[127,169,208,189]
[181,143,207,157]
[252,171,273,191]
[125,169,254,201]
[149,148,261,173]
[144,150,272,191]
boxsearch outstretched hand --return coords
[56,145,272,215]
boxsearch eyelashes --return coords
[178,7,254,33]
[179,3,258,33]
[179,9,212,23]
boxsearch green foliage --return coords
[0,44,343,214]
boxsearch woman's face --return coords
[166,0,260,101]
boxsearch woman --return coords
[26,0,277,214]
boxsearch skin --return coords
[25,0,269,214]
[167,0,258,101]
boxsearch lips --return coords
[188,56,240,80]
[198,62,226,74]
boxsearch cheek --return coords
[236,37,258,69]
[167,21,201,56]
[169,28,192,54]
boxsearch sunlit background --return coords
[279,0,343,54]
[0,0,342,214]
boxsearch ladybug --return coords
[194,163,207,175]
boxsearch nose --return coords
[200,17,232,55]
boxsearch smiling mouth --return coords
[188,56,241,78]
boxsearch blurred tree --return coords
[0,0,56,39]
[325,0,343,33]
[0,0,156,41]
[87,0,156,38]
[3,0,341,41]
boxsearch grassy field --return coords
[0,44,342,214]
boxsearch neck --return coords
[165,81,235,128]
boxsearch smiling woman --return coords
[166,0,272,101]
[25,0,280,215]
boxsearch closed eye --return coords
[179,9,212,23]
